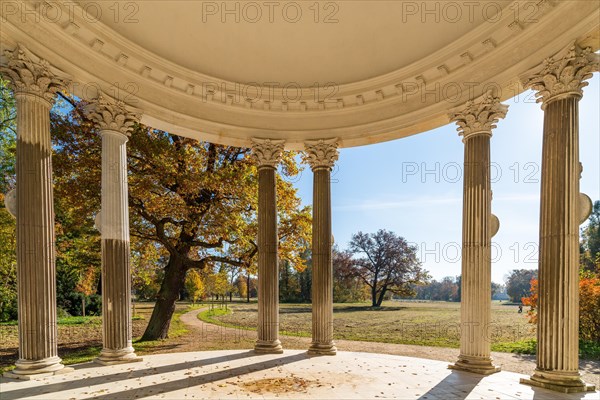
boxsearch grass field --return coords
[2,300,597,374]
[209,301,537,352]
[0,302,193,373]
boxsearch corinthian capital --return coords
[251,138,285,169]
[521,43,599,107]
[303,139,339,171]
[85,93,141,136]
[449,92,508,140]
[0,44,70,104]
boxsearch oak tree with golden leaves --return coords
[51,97,311,340]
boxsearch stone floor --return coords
[0,350,598,399]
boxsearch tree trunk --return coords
[140,256,187,341]
[371,273,379,307]
[82,297,86,317]
[247,274,250,303]
[376,286,387,307]
[371,285,378,307]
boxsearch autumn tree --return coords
[280,260,302,302]
[346,230,428,307]
[127,129,310,340]
[505,269,537,303]
[50,97,311,340]
[581,200,600,273]
[75,267,97,317]
[0,78,16,191]
[235,276,248,300]
[332,247,367,303]
[522,272,600,343]
[578,273,600,343]
[0,194,17,322]
[185,269,204,304]
[131,238,165,300]
[411,276,459,301]
[521,278,538,324]
[0,79,17,322]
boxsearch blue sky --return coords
[292,75,600,284]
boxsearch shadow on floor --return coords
[333,306,408,312]
[1,350,261,400]
[417,370,483,400]
[87,352,309,400]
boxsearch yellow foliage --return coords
[185,269,204,304]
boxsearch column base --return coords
[308,342,337,356]
[4,357,73,380]
[254,339,283,354]
[448,355,500,375]
[520,370,596,393]
[95,347,143,365]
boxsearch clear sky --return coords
[291,76,600,284]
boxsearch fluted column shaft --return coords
[255,165,283,353]
[525,96,586,389]
[1,45,71,379]
[519,43,597,393]
[539,96,580,371]
[12,93,65,376]
[309,168,336,354]
[84,94,141,365]
[252,138,284,354]
[453,133,499,373]
[448,92,507,375]
[97,130,140,364]
[304,139,338,355]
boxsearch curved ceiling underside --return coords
[1,0,599,149]
[77,0,509,86]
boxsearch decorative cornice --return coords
[0,0,564,113]
[303,139,339,171]
[521,43,600,107]
[449,91,508,140]
[0,44,70,104]
[251,138,285,169]
[85,93,141,136]
[0,0,596,149]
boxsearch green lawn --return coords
[210,301,537,351]
[0,303,198,374]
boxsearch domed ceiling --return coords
[1,0,598,148]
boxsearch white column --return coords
[449,92,507,375]
[252,138,284,354]
[520,43,598,393]
[304,139,338,355]
[85,95,142,365]
[1,45,71,379]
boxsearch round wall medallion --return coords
[579,193,593,224]
[490,214,500,238]
[4,189,16,218]
[94,212,102,234]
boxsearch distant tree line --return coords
[406,276,505,302]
